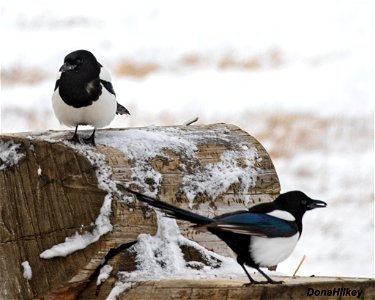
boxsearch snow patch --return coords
[98,127,198,194]
[40,231,101,258]
[106,282,132,300]
[96,264,113,285]
[21,261,32,280]
[181,148,258,206]
[0,141,25,170]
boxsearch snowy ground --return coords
[1,0,374,281]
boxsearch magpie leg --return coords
[68,125,81,144]
[256,267,284,284]
[83,128,96,146]
[238,262,269,286]
[239,263,258,285]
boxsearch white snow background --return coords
[1,0,374,284]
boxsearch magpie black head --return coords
[59,49,100,78]
[274,190,326,220]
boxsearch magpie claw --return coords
[242,279,283,286]
[242,281,267,287]
[68,133,81,144]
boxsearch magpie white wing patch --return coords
[266,210,295,221]
[55,71,62,80]
[99,66,116,95]
[99,66,112,82]
[209,224,268,236]
[54,72,62,91]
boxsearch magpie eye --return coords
[76,58,83,64]
[301,199,307,205]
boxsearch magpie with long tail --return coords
[126,189,326,284]
[52,49,130,146]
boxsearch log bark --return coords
[1,123,280,299]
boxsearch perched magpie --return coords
[52,50,130,146]
[126,189,326,284]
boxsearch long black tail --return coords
[126,189,212,225]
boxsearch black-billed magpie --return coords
[52,49,130,146]
[126,189,326,284]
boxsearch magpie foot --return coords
[83,129,96,146]
[256,267,284,284]
[68,125,81,144]
[68,133,81,144]
[242,280,270,287]
[83,136,96,146]
[242,278,283,286]
[266,279,284,284]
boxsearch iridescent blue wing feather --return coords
[207,213,298,237]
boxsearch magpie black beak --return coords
[307,199,327,210]
[59,62,77,72]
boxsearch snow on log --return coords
[0,123,281,299]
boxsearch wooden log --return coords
[0,123,280,299]
[115,277,375,300]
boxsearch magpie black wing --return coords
[54,79,60,91]
[206,213,298,238]
[116,102,130,115]
[100,79,116,96]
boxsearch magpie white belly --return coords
[52,88,117,128]
[249,233,299,267]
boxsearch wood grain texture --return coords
[0,124,280,299]
[0,135,157,300]
[118,278,375,300]
[0,138,105,299]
